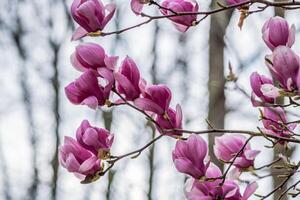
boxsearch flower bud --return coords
[266,46,300,91]
[172,134,208,179]
[115,56,141,101]
[214,134,260,169]
[262,16,295,51]
[71,0,116,40]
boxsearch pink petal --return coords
[134,98,164,114]
[242,182,258,200]
[131,0,144,15]
[72,26,88,41]
[82,96,98,110]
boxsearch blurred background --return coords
[1,0,300,199]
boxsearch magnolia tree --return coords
[59,0,300,199]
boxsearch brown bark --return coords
[207,1,233,170]
[272,3,289,200]
[147,20,160,200]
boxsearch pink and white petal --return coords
[72,26,88,41]
[104,55,119,70]
[261,84,280,98]
[79,156,98,173]
[65,154,81,172]
[101,3,116,28]
[82,96,98,110]
[173,22,190,32]
[70,52,86,72]
[131,0,144,15]
[175,104,183,127]
[244,149,260,160]
[114,73,136,97]
[287,24,296,48]
[242,182,258,200]
[134,98,164,114]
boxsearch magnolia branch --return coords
[93,0,300,37]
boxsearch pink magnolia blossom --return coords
[266,46,300,91]
[185,164,258,200]
[59,136,101,179]
[134,84,172,115]
[160,0,199,32]
[130,0,150,15]
[172,134,209,179]
[156,104,183,137]
[214,134,260,169]
[76,120,114,158]
[65,69,114,109]
[250,72,275,106]
[71,43,118,71]
[71,0,116,40]
[115,56,141,101]
[262,16,295,51]
[262,107,296,139]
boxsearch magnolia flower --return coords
[172,134,209,179]
[214,134,260,169]
[185,164,258,200]
[156,104,183,137]
[71,0,116,40]
[71,43,118,71]
[134,84,172,115]
[160,0,199,32]
[250,72,276,106]
[76,120,114,158]
[115,56,141,101]
[65,69,114,109]
[59,136,101,179]
[262,16,295,51]
[262,107,296,139]
[266,46,300,91]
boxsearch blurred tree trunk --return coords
[103,110,115,200]
[207,1,233,170]
[0,131,12,200]
[104,3,123,198]
[272,3,289,200]
[147,20,160,200]
[12,4,39,200]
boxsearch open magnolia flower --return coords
[172,134,209,179]
[185,164,258,200]
[160,0,199,32]
[214,134,260,169]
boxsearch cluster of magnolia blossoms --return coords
[250,16,298,140]
[60,40,184,179]
[173,134,259,199]
[60,0,263,198]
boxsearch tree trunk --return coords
[207,0,233,170]
[147,20,160,200]
[272,3,288,200]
